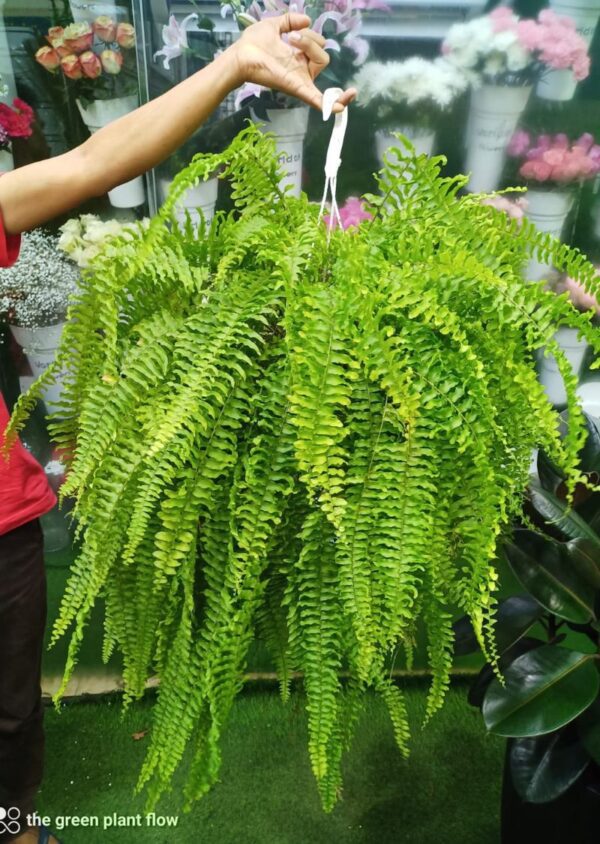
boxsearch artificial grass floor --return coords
[37,684,503,844]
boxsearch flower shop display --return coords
[8,124,600,814]
[534,8,594,101]
[58,213,149,268]
[550,0,600,47]
[0,96,34,171]
[455,418,600,840]
[0,230,79,411]
[154,13,221,73]
[443,6,591,192]
[507,131,600,280]
[224,0,386,195]
[351,58,468,170]
[35,16,144,208]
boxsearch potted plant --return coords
[442,6,591,192]
[0,94,35,171]
[506,130,600,280]
[0,229,79,411]
[35,15,143,208]
[223,0,387,196]
[8,125,600,814]
[351,57,468,170]
[455,412,600,843]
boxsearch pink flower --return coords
[325,196,372,230]
[542,148,566,167]
[35,46,61,72]
[79,50,102,79]
[100,49,123,74]
[490,6,518,32]
[93,15,117,42]
[60,54,83,80]
[516,19,540,50]
[116,23,136,49]
[520,159,553,181]
[63,22,93,54]
[481,194,527,221]
[507,130,530,157]
[154,13,200,70]
[563,273,600,314]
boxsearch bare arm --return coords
[0,13,355,235]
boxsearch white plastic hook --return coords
[318,87,348,238]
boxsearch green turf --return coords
[36,684,503,844]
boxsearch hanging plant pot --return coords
[77,96,146,209]
[525,188,574,281]
[536,326,588,407]
[465,85,532,193]
[9,322,66,412]
[0,145,14,172]
[374,126,435,170]
[251,105,309,198]
[158,176,219,228]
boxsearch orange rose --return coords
[80,50,103,79]
[35,46,61,72]
[60,54,83,80]
[93,15,117,42]
[46,26,64,47]
[100,49,123,74]
[116,23,136,49]
[63,22,93,54]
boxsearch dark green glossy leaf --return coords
[505,530,596,624]
[567,538,600,589]
[578,698,600,765]
[537,448,565,496]
[454,596,543,657]
[579,414,600,475]
[510,731,589,803]
[483,646,599,737]
[528,483,600,548]
[467,637,544,709]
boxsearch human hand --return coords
[228,13,356,113]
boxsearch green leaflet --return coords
[9,124,600,812]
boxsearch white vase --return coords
[69,1,128,22]
[252,106,310,198]
[77,95,145,209]
[465,85,532,193]
[525,188,574,281]
[537,327,588,407]
[550,0,600,44]
[577,378,600,416]
[158,176,218,228]
[10,322,66,412]
[374,126,435,170]
[536,68,578,103]
[0,145,13,171]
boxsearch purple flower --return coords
[154,14,203,70]
[507,130,530,157]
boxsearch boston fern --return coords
[7,124,600,812]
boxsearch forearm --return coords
[0,49,241,234]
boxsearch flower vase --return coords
[9,322,66,412]
[76,95,145,209]
[550,0,600,44]
[465,85,532,193]
[251,106,310,198]
[537,327,589,406]
[525,188,574,281]
[0,145,13,172]
[577,376,600,417]
[158,176,218,228]
[374,126,436,170]
[536,69,578,102]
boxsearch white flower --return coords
[506,44,529,72]
[353,57,468,111]
[154,14,200,70]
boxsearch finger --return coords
[278,12,312,34]
[288,31,330,78]
[297,28,326,49]
[331,88,357,113]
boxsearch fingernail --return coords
[289,31,301,41]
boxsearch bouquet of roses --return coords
[352,57,468,129]
[0,97,34,151]
[507,131,600,186]
[442,6,590,87]
[223,0,389,110]
[35,17,137,105]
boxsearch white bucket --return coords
[550,0,600,45]
[252,106,309,198]
[537,68,578,103]
[77,95,145,208]
[577,378,600,417]
[525,188,574,280]
[375,126,435,170]
[0,145,13,172]
[158,177,218,228]
[465,85,532,193]
[69,2,129,22]
[10,322,66,411]
[537,326,588,407]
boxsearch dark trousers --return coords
[0,519,46,841]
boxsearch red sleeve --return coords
[0,174,20,267]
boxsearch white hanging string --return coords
[317,87,348,240]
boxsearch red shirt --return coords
[0,217,56,535]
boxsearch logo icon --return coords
[0,807,21,835]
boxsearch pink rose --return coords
[542,148,566,167]
[60,54,83,80]
[46,26,64,47]
[100,49,123,74]
[93,15,117,42]
[35,46,61,72]
[520,159,553,181]
[63,22,93,54]
[79,50,102,79]
[507,130,531,157]
[116,23,136,49]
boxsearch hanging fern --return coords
[8,124,600,812]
